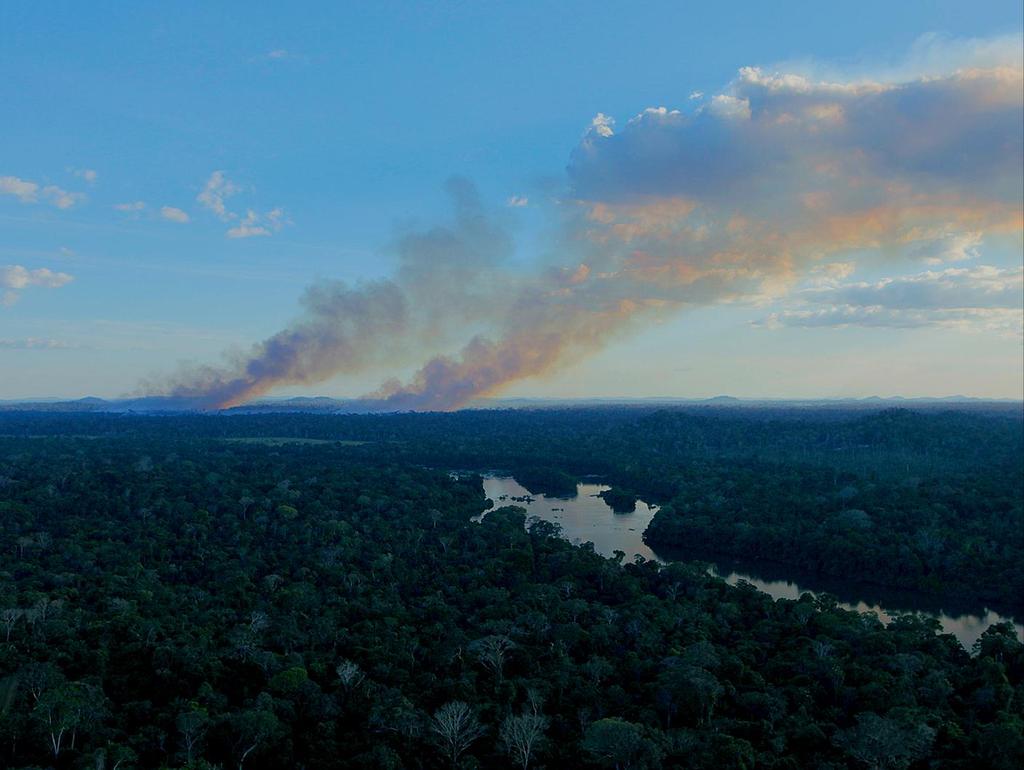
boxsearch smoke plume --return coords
[157,49,1024,410]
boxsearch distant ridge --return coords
[0,394,1019,415]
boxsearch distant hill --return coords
[0,394,1019,415]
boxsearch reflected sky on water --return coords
[481,475,1023,651]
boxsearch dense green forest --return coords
[3,406,1021,610]
[0,407,1021,768]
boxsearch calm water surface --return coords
[481,475,1023,651]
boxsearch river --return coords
[481,475,1024,651]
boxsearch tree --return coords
[500,712,547,770]
[430,701,485,768]
[176,702,210,765]
[833,712,935,770]
[32,681,107,759]
[232,694,281,770]
[582,718,664,770]
[335,659,365,694]
[1,608,21,641]
[470,635,515,685]
[93,743,138,770]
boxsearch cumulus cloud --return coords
[1,265,74,306]
[160,206,190,223]
[588,113,615,138]
[226,207,288,238]
[0,176,85,208]
[761,266,1023,336]
[197,171,240,220]
[569,67,1022,207]
[559,58,1021,320]
[227,211,270,238]
[153,37,1024,410]
[0,176,38,203]
[42,186,85,209]
[197,171,288,238]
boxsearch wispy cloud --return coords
[908,232,983,265]
[70,167,98,183]
[0,337,73,350]
[506,195,529,208]
[114,201,146,213]
[1,265,74,306]
[810,262,857,282]
[258,48,309,64]
[0,175,85,209]
[760,266,1024,336]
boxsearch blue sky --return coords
[1,2,1022,401]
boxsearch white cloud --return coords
[506,195,529,208]
[114,201,146,212]
[71,168,98,183]
[196,172,288,238]
[226,224,270,239]
[160,206,190,223]
[1,265,73,290]
[708,93,751,120]
[1,265,74,306]
[197,170,241,220]
[588,113,615,138]
[0,176,84,208]
[569,64,1022,207]
[0,176,40,202]
[42,185,85,209]
[265,208,286,229]
[267,48,289,59]
[226,208,285,238]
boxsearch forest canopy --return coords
[0,405,1021,768]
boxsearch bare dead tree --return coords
[430,701,485,768]
[500,712,548,770]
[470,634,515,684]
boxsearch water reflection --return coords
[481,475,1023,651]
